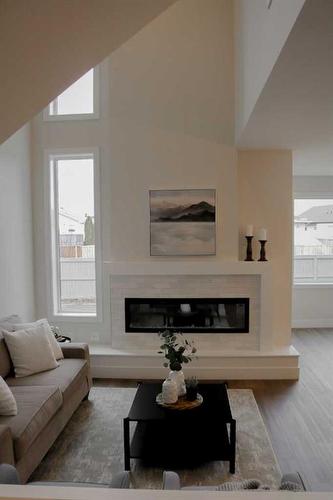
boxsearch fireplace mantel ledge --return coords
[104,260,271,276]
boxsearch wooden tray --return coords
[156,393,203,410]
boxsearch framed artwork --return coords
[149,189,216,256]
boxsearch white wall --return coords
[293,175,333,328]
[0,125,35,320]
[32,0,237,343]
[234,0,305,142]
[238,150,293,347]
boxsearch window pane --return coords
[50,69,94,115]
[56,157,96,313]
[294,199,333,283]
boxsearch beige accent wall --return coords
[238,150,293,347]
[0,0,176,144]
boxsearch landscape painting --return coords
[150,189,216,256]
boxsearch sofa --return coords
[0,334,92,483]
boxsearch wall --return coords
[293,175,333,327]
[31,0,237,343]
[0,125,35,321]
[234,0,305,143]
[238,150,293,347]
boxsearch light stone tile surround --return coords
[110,274,260,352]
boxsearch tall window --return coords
[46,69,97,119]
[294,198,333,283]
[49,154,97,315]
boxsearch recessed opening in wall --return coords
[125,298,249,333]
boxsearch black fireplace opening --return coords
[125,298,249,333]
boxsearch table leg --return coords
[123,418,130,470]
[229,418,236,474]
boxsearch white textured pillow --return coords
[12,319,64,360]
[0,376,17,415]
[3,325,59,378]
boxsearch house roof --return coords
[296,205,333,223]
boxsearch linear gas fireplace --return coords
[125,298,249,333]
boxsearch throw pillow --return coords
[3,325,59,378]
[12,319,64,360]
[0,376,17,415]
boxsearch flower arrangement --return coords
[158,329,197,372]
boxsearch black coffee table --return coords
[123,382,236,472]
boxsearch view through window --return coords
[294,199,333,283]
[49,69,94,116]
[51,156,96,314]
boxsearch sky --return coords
[57,158,94,234]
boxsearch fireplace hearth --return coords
[125,297,249,333]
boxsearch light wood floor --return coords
[95,329,333,492]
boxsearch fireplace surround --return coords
[125,297,249,333]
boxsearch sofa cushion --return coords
[7,359,88,403]
[0,385,62,460]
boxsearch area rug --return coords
[31,387,281,489]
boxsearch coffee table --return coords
[123,382,236,472]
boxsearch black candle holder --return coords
[258,240,267,261]
[245,236,254,261]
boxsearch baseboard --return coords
[293,319,333,328]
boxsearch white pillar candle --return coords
[258,228,267,241]
[246,224,253,236]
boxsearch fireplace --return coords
[125,298,249,333]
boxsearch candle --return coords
[258,228,267,241]
[246,224,253,237]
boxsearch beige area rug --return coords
[32,387,281,489]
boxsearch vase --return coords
[162,377,178,404]
[169,369,186,396]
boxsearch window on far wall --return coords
[294,198,333,284]
[46,68,97,119]
[49,154,98,315]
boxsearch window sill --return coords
[294,283,333,289]
[43,112,99,122]
[51,313,101,323]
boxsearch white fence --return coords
[60,258,96,299]
[294,255,333,282]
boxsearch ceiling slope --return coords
[0,0,176,144]
[237,0,333,150]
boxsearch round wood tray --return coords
[156,393,203,410]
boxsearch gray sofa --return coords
[0,335,92,483]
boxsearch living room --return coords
[0,0,332,498]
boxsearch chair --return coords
[0,464,130,488]
[162,470,306,491]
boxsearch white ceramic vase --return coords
[169,369,186,396]
[162,377,178,404]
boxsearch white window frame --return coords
[293,191,333,288]
[44,148,102,321]
[43,67,99,122]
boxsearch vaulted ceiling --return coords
[0,0,176,144]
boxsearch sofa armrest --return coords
[61,343,92,391]
[61,343,89,360]
[0,426,15,465]
[163,471,181,490]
